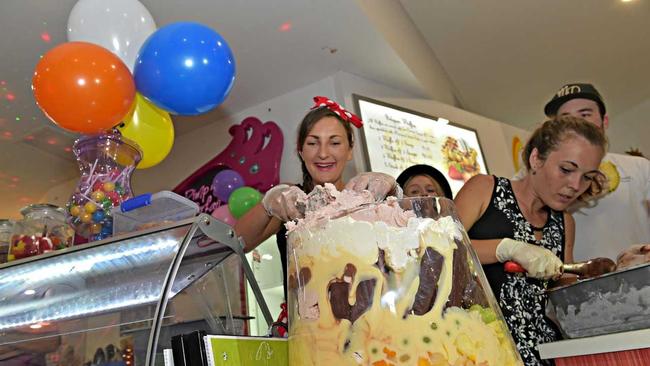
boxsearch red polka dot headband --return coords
[311,96,363,128]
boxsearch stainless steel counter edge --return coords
[537,328,650,359]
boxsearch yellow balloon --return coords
[119,93,174,169]
[512,136,523,172]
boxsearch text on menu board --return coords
[356,96,488,195]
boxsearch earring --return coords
[532,169,537,175]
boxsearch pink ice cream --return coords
[286,184,414,232]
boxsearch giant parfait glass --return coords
[66,133,141,242]
[288,196,522,366]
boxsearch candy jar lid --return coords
[0,219,14,230]
[73,132,142,168]
[20,204,67,222]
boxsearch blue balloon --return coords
[134,22,236,115]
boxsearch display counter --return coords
[538,328,650,366]
[0,215,272,366]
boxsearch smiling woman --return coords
[296,108,354,192]
[233,96,399,335]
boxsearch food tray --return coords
[546,262,650,338]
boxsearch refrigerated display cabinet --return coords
[0,215,273,366]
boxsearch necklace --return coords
[530,224,544,231]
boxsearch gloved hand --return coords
[496,238,563,280]
[345,172,402,201]
[261,184,307,221]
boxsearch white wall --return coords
[607,99,650,156]
[500,122,533,173]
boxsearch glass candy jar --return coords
[7,204,73,262]
[66,133,141,242]
[287,196,522,366]
[0,219,14,264]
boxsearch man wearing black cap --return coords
[544,83,650,262]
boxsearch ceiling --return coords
[1,0,648,218]
[400,0,650,127]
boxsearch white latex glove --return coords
[496,238,563,280]
[345,172,402,201]
[261,184,307,221]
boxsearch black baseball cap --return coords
[544,83,606,117]
[396,164,453,199]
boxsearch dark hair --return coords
[523,116,607,198]
[93,348,106,365]
[297,107,354,192]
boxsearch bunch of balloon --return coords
[31,0,236,241]
[66,0,174,169]
[210,170,262,226]
[64,0,237,170]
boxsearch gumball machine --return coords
[7,204,73,262]
[66,133,141,242]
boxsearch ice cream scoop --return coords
[504,257,616,279]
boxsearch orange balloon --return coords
[32,42,135,134]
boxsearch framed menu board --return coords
[353,95,488,195]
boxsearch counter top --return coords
[537,328,650,359]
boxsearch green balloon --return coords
[228,186,262,219]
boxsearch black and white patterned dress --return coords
[467,176,563,366]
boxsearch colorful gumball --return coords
[80,212,93,223]
[101,225,112,233]
[106,191,121,205]
[91,190,105,201]
[70,205,81,217]
[84,202,97,214]
[92,210,105,222]
[91,223,102,234]
[103,181,116,192]
[101,198,113,211]
[101,226,113,237]
[93,181,104,192]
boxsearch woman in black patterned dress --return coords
[454,117,607,365]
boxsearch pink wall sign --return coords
[173,116,284,214]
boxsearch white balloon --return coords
[67,0,156,72]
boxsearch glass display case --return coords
[0,214,273,366]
